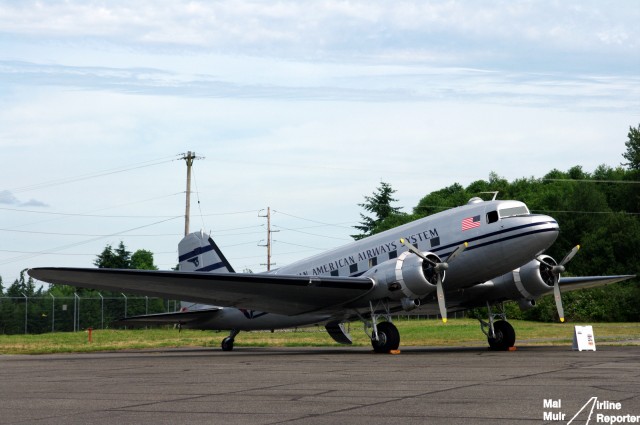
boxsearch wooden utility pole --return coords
[181,151,201,236]
[259,207,278,271]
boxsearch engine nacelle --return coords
[363,251,441,302]
[489,255,557,303]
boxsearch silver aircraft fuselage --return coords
[186,199,559,328]
[274,199,558,289]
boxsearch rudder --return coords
[178,231,235,273]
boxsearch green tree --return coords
[6,269,38,297]
[94,242,131,269]
[622,123,640,170]
[414,183,468,216]
[131,249,158,270]
[352,182,403,240]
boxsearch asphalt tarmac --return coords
[1,345,639,425]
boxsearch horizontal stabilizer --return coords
[115,307,221,326]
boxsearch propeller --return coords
[536,245,580,323]
[400,239,468,323]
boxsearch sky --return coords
[1,0,639,285]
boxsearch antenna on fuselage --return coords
[479,191,499,201]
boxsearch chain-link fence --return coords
[0,294,180,334]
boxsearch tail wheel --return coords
[371,322,400,353]
[488,320,516,351]
[221,337,234,351]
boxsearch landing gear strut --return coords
[363,300,401,353]
[221,329,240,351]
[480,302,516,351]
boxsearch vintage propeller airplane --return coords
[29,196,635,352]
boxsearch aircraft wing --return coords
[557,275,636,292]
[28,267,375,316]
[114,308,222,327]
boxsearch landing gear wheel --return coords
[221,337,235,352]
[371,322,400,353]
[488,320,516,351]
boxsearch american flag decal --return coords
[462,215,481,231]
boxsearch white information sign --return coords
[572,325,596,351]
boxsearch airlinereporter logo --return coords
[543,397,639,424]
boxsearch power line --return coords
[0,206,181,218]
[0,224,267,238]
[273,224,352,241]
[3,155,179,196]
[543,178,640,184]
[0,228,183,237]
[0,206,261,218]
[0,249,177,256]
[273,239,328,251]
[531,209,640,216]
[0,216,182,266]
[273,210,355,229]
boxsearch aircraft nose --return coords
[537,214,560,248]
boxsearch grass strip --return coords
[0,319,638,355]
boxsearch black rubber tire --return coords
[221,337,234,352]
[488,320,516,351]
[371,322,401,353]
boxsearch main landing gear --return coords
[480,302,516,351]
[364,300,401,353]
[221,329,240,351]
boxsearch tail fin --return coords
[177,231,234,312]
[178,231,235,273]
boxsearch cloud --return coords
[19,199,49,207]
[0,190,48,207]
[1,60,637,112]
[0,0,637,66]
[0,190,19,205]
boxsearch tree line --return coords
[0,243,171,334]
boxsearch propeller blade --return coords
[399,238,437,266]
[553,277,565,323]
[446,242,468,263]
[436,273,447,323]
[560,244,580,266]
[543,244,579,323]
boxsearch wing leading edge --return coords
[557,275,636,292]
[28,267,375,316]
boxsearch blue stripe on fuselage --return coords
[433,219,558,258]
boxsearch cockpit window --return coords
[499,205,529,218]
[487,210,499,224]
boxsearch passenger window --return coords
[487,211,499,224]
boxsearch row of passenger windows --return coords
[328,250,400,277]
